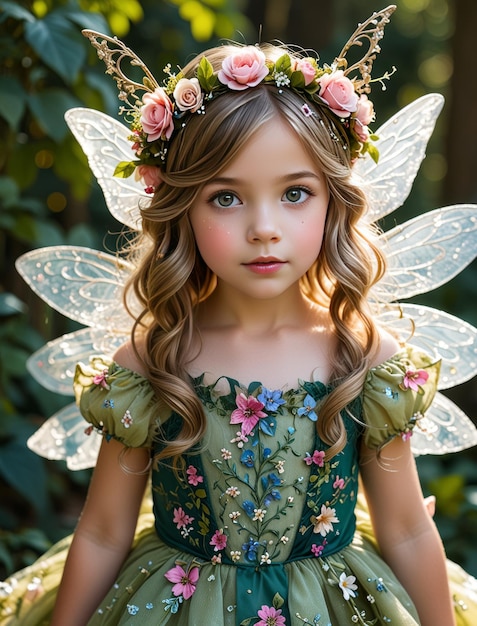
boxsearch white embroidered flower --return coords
[221,448,232,460]
[339,572,358,600]
[287,496,294,503]
[225,486,240,497]
[275,460,285,474]
[229,511,241,522]
[121,410,133,428]
[230,551,241,562]
[253,508,267,522]
[280,535,289,544]
[260,552,271,565]
[311,505,339,536]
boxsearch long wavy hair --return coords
[123,43,386,464]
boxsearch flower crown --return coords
[83,5,396,194]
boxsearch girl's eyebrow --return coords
[205,171,322,186]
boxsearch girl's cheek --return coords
[194,219,234,261]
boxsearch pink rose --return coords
[293,58,317,86]
[140,87,174,142]
[218,46,269,91]
[173,77,203,113]
[355,94,374,126]
[353,119,370,143]
[135,164,162,193]
[318,70,359,118]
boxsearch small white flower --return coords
[221,448,232,460]
[280,535,289,544]
[339,572,358,600]
[225,486,240,497]
[253,508,267,522]
[230,550,241,562]
[260,552,271,565]
[229,511,241,522]
[275,460,285,474]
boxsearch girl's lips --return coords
[243,259,287,274]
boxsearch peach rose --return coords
[218,46,269,91]
[355,94,375,126]
[135,164,163,193]
[140,87,174,142]
[318,70,359,118]
[173,77,203,113]
[293,58,317,86]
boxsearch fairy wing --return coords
[27,327,127,395]
[15,245,135,332]
[411,391,477,456]
[377,303,477,390]
[65,108,146,230]
[373,205,477,303]
[27,403,102,471]
[354,93,445,221]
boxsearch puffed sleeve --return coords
[73,356,164,448]
[362,345,441,450]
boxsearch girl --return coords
[3,6,477,625]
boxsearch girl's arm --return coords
[51,437,150,626]
[360,436,456,626]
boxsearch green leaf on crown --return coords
[113,161,137,178]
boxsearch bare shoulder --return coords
[113,340,149,378]
[370,327,400,368]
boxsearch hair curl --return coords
[123,43,386,464]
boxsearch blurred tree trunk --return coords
[444,0,477,204]
[245,0,333,50]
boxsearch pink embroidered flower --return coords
[311,541,327,557]
[401,430,413,442]
[311,504,339,536]
[164,563,199,599]
[230,393,267,436]
[173,77,204,113]
[140,87,175,142]
[304,450,325,466]
[318,70,359,118]
[92,369,110,390]
[333,476,345,490]
[401,368,429,392]
[135,164,163,193]
[256,604,286,626]
[173,506,195,529]
[209,529,227,552]
[186,465,204,486]
[293,58,317,86]
[218,46,269,91]
[339,572,358,601]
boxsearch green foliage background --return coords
[0,0,476,580]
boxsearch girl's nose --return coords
[247,204,282,243]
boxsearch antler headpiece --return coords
[83,5,396,194]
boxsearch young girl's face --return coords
[189,118,330,303]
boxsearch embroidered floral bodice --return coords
[73,345,440,625]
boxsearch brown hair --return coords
[123,43,386,464]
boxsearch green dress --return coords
[2,346,476,625]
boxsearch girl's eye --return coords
[283,187,311,203]
[210,191,240,208]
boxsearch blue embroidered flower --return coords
[261,472,281,489]
[258,388,286,411]
[240,449,255,467]
[127,604,140,615]
[263,447,272,459]
[242,537,261,562]
[297,394,318,421]
[242,500,256,517]
[264,489,281,506]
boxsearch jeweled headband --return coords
[83,5,396,194]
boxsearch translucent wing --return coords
[377,303,477,389]
[15,246,134,332]
[27,403,101,470]
[374,205,477,302]
[65,107,146,230]
[354,93,444,221]
[411,392,477,456]
[27,327,127,395]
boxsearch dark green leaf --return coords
[24,13,86,84]
[0,0,35,22]
[28,89,81,142]
[0,77,27,129]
